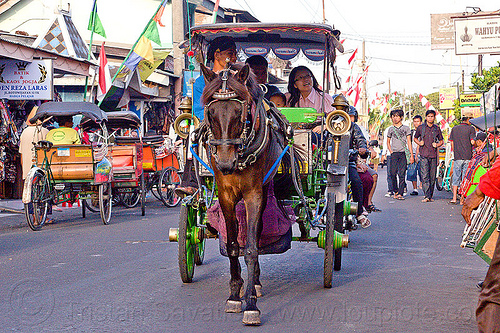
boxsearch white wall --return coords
[0,0,173,48]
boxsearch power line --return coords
[343,34,430,46]
[367,56,477,67]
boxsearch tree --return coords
[470,61,500,91]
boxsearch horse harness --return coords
[197,69,292,171]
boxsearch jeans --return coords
[386,155,394,193]
[452,159,470,187]
[348,163,363,215]
[420,156,437,199]
[389,152,407,196]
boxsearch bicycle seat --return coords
[36,140,53,150]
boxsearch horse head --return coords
[201,63,256,175]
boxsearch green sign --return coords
[460,93,482,107]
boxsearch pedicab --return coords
[22,102,112,231]
[81,111,145,214]
[168,23,358,325]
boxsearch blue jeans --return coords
[420,156,437,199]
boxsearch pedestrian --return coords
[449,111,476,204]
[381,126,394,197]
[462,156,500,333]
[414,109,444,202]
[408,115,422,196]
[18,106,48,181]
[386,109,414,200]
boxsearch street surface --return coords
[0,168,488,332]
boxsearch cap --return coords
[207,36,237,62]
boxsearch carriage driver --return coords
[176,36,238,197]
[45,115,81,145]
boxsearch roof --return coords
[31,101,107,123]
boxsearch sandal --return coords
[367,204,381,212]
[358,215,371,228]
[449,200,458,205]
[394,195,405,200]
[422,198,434,203]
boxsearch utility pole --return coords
[322,0,326,24]
[478,54,483,76]
[361,40,367,128]
[172,0,187,114]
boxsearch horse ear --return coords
[200,63,217,83]
[236,64,250,84]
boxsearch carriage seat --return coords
[110,145,136,174]
[115,136,141,144]
[36,144,94,180]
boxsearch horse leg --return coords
[242,191,265,325]
[219,196,244,313]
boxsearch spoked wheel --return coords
[25,171,50,231]
[195,228,206,265]
[333,201,344,272]
[158,167,181,207]
[324,192,335,288]
[140,173,146,216]
[82,196,99,213]
[120,189,141,208]
[178,205,198,283]
[99,183,112,225]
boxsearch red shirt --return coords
[479,158,500,200]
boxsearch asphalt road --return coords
[0,168,489,333]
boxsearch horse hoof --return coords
[243,310,261,326]
[225,300,242,313]
[255,285,262,298]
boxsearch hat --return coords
[475,131,487,142]
[462,110,474,118]
[332,94,349,108]
[207,36,237,62]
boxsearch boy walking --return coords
[386,109,414,200]
[414,110,444,202]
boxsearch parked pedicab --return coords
[168,23,358,325]
[22,102,112,231]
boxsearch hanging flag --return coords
[348,48,358,65]
[212,0,221,23]
[137,49,170,82]
[97,42,111,101]
[88,0,106,38]
[154,0,168,27]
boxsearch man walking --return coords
[386,109,414,200]
[414,110,444,202]
[449,111,476,204]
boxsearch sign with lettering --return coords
[460,93,482,107]
[0,59,53,100]
[439,87,457,109]
[430,13,461,50]
[454,15,500,55]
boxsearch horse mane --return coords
[202,63,262,106]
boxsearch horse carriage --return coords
[168,22,358,325]
[22,102,112,230]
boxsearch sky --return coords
[219,0,500,100]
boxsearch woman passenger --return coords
[286,66,335,136]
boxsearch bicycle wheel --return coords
[158,167,181,207]
[82,196,99,212]
[99,183,112,225]
[25,171,50,231]
[120,190,141,208]
[179,205,196,283]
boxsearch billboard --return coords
[460,93,482,118]
[439,87,457,109]
[0,59,53,100]
[455,15,500,55]
[430,13,461,50]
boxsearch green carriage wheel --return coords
[25,171,50,231]
[324,192,335,288]
[333,201,344,271]
[194,234,205,265]
[178,205,196,282]
[99,183,112,225]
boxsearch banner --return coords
[454,14,500,55]
[430,13,460,50]
[0,59,53,100]
[439,87,457,109]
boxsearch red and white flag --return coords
[348,48,358,65]
[97,42,111,102]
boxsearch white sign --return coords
[0,59,53,100]
[455,15,500,55]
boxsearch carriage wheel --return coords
[25,171,50,231]
[82,196,100,213]
[178,205,197,283]
[436,161,445,191]
[158,167,181,207]
[324,192,335,288]
[333,201,344,272]
[195,229,206,265]
[120,189,141,208]
[140,173,146,216]
[99,183,112,225]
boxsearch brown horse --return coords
[198,62,294,325]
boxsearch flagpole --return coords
[98,1,165,107]
[84,0,97,102]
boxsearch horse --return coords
[197,62,296,325]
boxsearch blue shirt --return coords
[192,75,205,121]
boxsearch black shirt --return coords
[449,122,475,160]
[414,123,444,158]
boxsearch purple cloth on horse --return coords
[207,183,295,248]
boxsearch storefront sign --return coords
[430,13,460,50]
[454,15,500,55]
[0,59,53,100]
[439,87,457,109]
[460,93,482,107]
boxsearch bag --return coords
[392,126,411,164]
[407,162,418,181]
